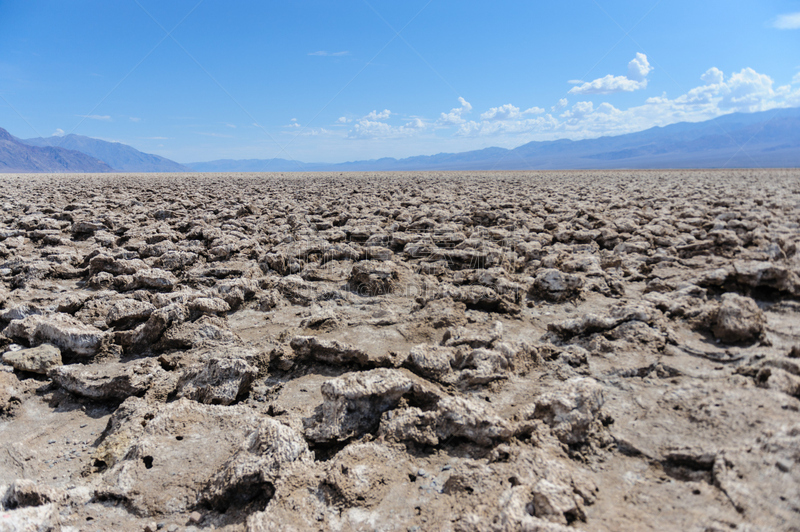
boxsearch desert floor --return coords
[0,170,799,531]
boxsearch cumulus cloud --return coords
[438,97,473,125]
[348,117,426,139]
[720,68,778,111]
[364,109,391,120]
[568,75,644,95]
[338,63,798,145]
[701,67,724,85]
[337,116,349,124]
[52,128,65,137]
[627,53,652,81]
[456,115,558,137]
[560,101,594,120]
[569,53,652,94]
[551,98,568,112]
[480,104,544,121]
[450,64,800,141]
[309,51,349,56]
[773,12,800,29]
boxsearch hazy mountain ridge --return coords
[187,107,800,171]
[3,108,797,174]
[0,127,113,173]
[22,134,190,172]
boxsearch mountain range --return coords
[187,107,800,172]
[22,134,190,172]
[0,128,112,173]
[1,107,798,173]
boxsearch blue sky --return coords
[1,1,799,163]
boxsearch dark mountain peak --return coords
[22,134,189,172]
[0,127,16,142]
[0,128,113,173]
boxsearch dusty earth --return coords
[0,170,799,532]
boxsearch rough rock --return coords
[4,313,106,356]
[516,378,604,444]
[531,269,584,301]
[289,336,392,368]
[305,368,417,442]
[0,504,58,532]
[380,395,513,446]
[106,298,155,326]
[176,357,258,405]
[94,398,300,516]
[48,358,168,400]
[1,344,62,374]
[711,292,765,343]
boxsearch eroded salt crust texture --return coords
[0,170,799,531]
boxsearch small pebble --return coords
[776,459,792,473]
[48,440,56,444]
[188,511,202,523]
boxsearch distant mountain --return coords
[187,107,800,172]
[0,127,112,173]
[186,158,308,173]
[22,134,189,172]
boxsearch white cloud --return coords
[480,104,544,121]
[720,68,778,112]
[334,63,799,148]
[456,115,558,137]
[52,128,64,137]
[560,101,594,120]
[364,109,391,120]
[348,117,426,139]
[569,75,645,95]
[773,12,800,29]
[481,104,520,121]
[627,53,652,81]
[129,117,141,122]
[337,116,349,124]
[437,97,473,125]
[78,114,111,121]
[569,54,652,94]
[700,67,724,85]
[309,51,349,56]
[225,123,236,128]
[551,98,568,112]
[297,127,334,137]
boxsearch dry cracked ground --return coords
[0,170,799,532]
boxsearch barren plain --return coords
[0,170,799,531]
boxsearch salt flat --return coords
[0,170,799,531]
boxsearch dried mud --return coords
[0,170,799,531]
